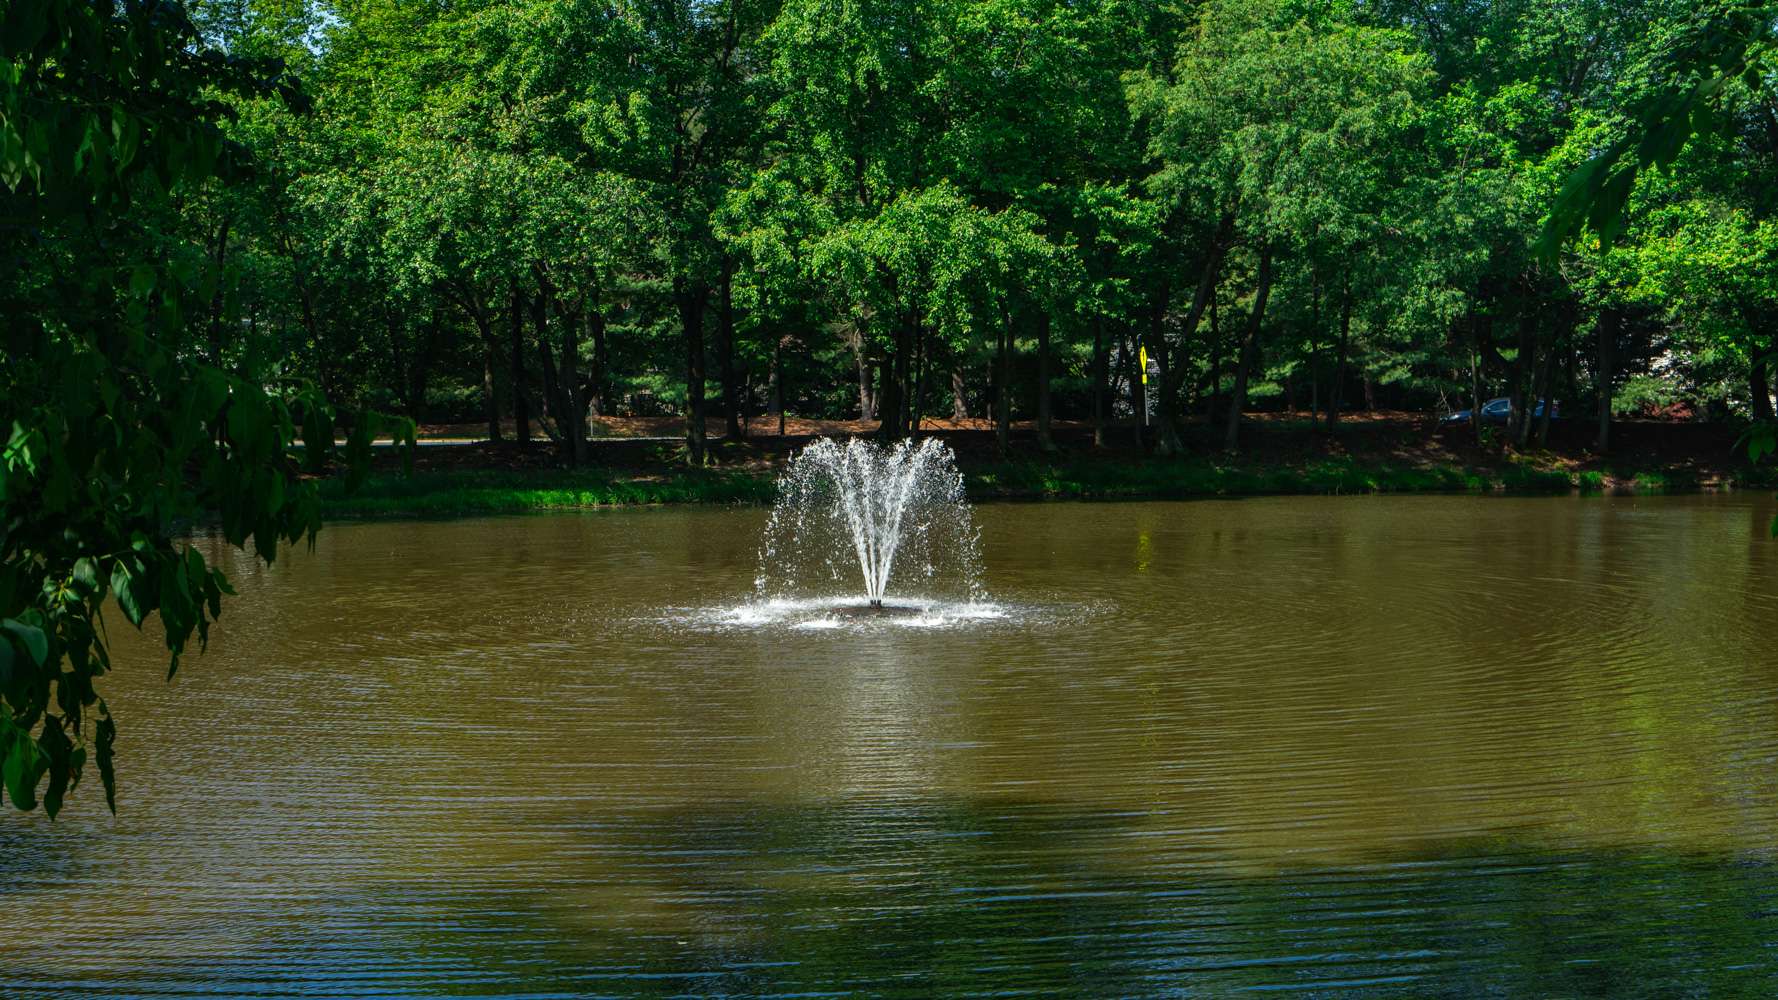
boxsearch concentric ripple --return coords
[698,595,1013,631]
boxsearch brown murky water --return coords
[4,495,1778,997]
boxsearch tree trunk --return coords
[1753,353,1774,421]
[1223,246,1275,452]
[1508,314,1533,448]
[509,284,531,448]
[474,307,502,443]
[1515,342,1536,447]
[1526,347,1547,446]
[951,367,968,423]
[1145,283,1178,455]
[588,309,608,418]
[1121,328,1143,448]
[1471,311,1490,447]
[406,313,438,417]
[855,336,874,420]
[878,354,903,435]
[1565,332,1579,414]
[1157,215,1235,455]
[772,332,786,437]
[533,300,557,440]
[911,322,927,435]
[1152,256,1223,455]
[1206,292,1222,418]
[1091,315,1108,448]
[719,258,741,439]
[676,277,709,466]
[387,308,408,416]
[1534,311,1562,447]
[1535,351,1556,447]
[563,318,588,464]
[986,360,997,426]
[1036,311,1057,452]
[207,217,231,366]
[1327,272,1351,431]
[1595,307,1615,453]
[1470,339,1484,446]
[996,306,1013,457]
[533,306,554,437]
[1149,296,1172,418]
[297,276,329,399]
[876,344,896,437]
[1308,273,1321,425]
[876,310,913,440]
[540,278,587,465]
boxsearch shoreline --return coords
[319,450,1776,520]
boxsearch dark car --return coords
[1442,397,1558,425]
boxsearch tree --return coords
[1140,0,1429,452]
[1,0,410,815]
[1542,2,1778,254]
[811,184,1059,442]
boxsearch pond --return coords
[4,495,1778,996]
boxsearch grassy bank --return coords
[967,455,1573,499]
[319,451,1770,519]
[318,468,777,518]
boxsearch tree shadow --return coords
[359,798,1778,998]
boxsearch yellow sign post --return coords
[1138,345,1149,427]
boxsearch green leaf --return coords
[71,557,101,595]
[301,403,335,473]
[111,560,147,626]
[40,716,72,820]
[96,707,117,814]
[2,726,42,811]
[1,618,48,666]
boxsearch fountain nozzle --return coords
[869,598,883,609]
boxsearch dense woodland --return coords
[51,0,1778,463]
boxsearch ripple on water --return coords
[665,595,1020,632]
[3,496,1778,997]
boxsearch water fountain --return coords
[753,437,986,620]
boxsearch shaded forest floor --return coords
[324,411,1776,518]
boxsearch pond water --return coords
[4,495,1778,997]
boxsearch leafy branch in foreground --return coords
[1541,2,1778,256]
[1,0,410,816]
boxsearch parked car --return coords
[1441,397,1559,425]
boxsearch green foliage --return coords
[106,0,1778,465]
[13,0,1778,804]
[1541,2,1778,254]
[1,0,410,815]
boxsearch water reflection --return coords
[2,495,1777,996]
[387,804,1778,997]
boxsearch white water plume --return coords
[754,438,985,608]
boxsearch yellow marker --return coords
[1139,345,1148,385]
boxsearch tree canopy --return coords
[40,0,1769,462]
[2,0,409,815]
